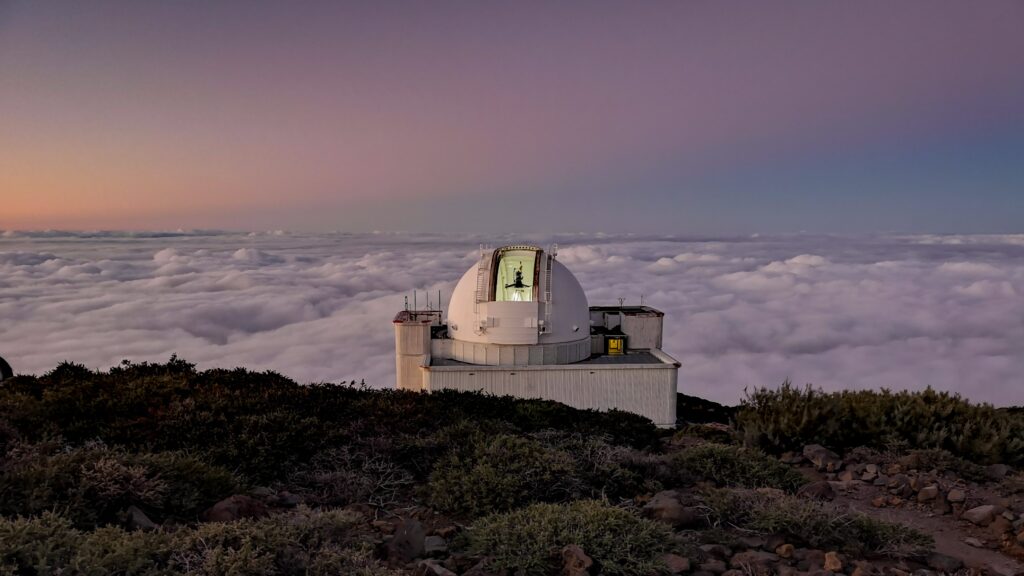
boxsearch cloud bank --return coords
[2,231,1022,406]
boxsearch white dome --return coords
[447,246,589,346]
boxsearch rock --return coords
[986,464,1011,481]
[387,519,426,564]
[803,444,842,472]
[775,544,795,558]
[925,553,962,573]
[413,559,457,576]
[839,470,857,482]
[736,536,766,550]
[561,544,593,576]
[823,551,843,572]
[662,553,691,574]
[202,495,269,522]
[780,451,804,464]
[463,557,498,576]
[871,496,887,508]
[249,486,274,499]
[699,559,728,574]
[642,490,700,528]
[729,550,778,569]
[990,515,1014,537]
[946,488,966,503]
[963,505,997,527]
[700,544,731,559]
[796,549,825,570]
[797,481,835,501]
[272,491,301,507]
[125,505,157,531]
[436,525,458,538]
[931,492,952,515]
[917,485,939,502]
[964,537,984,547]
[424,535,447,555]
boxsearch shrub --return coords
[0,442,240,527]
[737,383,1024,466]
[671,444,806,492]
[895,449,989,482]
[702,489,933,558]
[466,500,673,576]
[287,445,414,508]
[427,433,576,516]
[532,430,666,500]
[0,508,399,576]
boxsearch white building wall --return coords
[422,364,677,427]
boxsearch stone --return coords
[736,536,766,550]
[729,550,779,569]
[561,544,593,576]
[946,488,966,503]
[839,470,857,482]
[917,485,939,502]
[797,481,835,501]
[803,444,842,472]
[985,464,1011,481]
[963,505,997,527]
[125,505,157,531]
[202,495,269,522]
[964,537,984,547]
[823,551,843,572]
[931,492,952,515]
[780,451,804,464]
[699,559,728,574]
[775,544,795,558]
[642,490,700,528]
[386,519,426,564]
[990,516,1014,537]
[871,496,887,508]
[662,553,691,574]
[462,557,498,576]
[272,491,300,507]
[249,486,274,498]
[413,559,457,576]
[925,553,962,573]
[424,535,447,555]
[700,544,731,559]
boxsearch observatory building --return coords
[394,244,679,427]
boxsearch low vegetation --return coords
[737,383,1024,466]
[8,359,1015,574]
[0,508,397,576]
[466,500,673,576]
[672,444,806,492]
[701,489,933,558]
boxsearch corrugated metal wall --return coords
[424,365,677,427]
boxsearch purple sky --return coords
[2,1,1023,233]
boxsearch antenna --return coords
[404,295,409,311]
[414,290,417,310]
[618,297,625,307]
[640,294,646,306]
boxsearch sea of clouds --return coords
[1,230,1022,405]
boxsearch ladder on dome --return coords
[474,245,491,312]
[542,245,556,332]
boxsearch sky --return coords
[2,231,1023,406]
[2,1,1023,233]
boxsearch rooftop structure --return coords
[394,244,679,427]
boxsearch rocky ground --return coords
[180,435,1023,576]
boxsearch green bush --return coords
[702,489,933,558]
[897,449,989,482]
[532,431,666,500]
[427,433,576,516]
[467,500,673,576]
[672,444,806,492]
[737,383,1024,466]
[0,442,240,527]
[0,508,398,576]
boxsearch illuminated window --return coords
[494,249,537,302]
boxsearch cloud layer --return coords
[2,232,1022,406]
